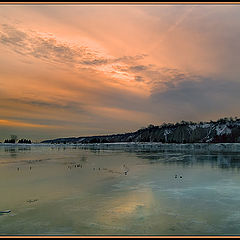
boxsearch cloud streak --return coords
[0,23,203,98]
[0,119,58,129]
[0,24,147,81]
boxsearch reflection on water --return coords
[1,144,240,235]
[4,146,31,152]
[137,151,240,170]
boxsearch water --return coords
[1,144,240,236]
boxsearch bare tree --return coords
[10,135,18,143]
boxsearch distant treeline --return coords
[18,139,32,144]
[4,138,32,144]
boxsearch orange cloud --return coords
[0,119,58,128]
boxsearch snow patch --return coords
[164,129,171,135]
[189,125,197,131]
[164,129,171,142]
[206,137,213,143]
[201,123,211,128]
[216,125,232,136]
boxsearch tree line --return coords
[3,135,31,144]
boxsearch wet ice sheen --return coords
[0,144,240,235]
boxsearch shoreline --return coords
[1,142,240,153]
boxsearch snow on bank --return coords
[74,142,240,153]
[189,125,197,131]
[216,125,232,136]
[2,142,240,153]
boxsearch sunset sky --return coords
[1,3,240,141]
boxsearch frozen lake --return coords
[0,144,240,236]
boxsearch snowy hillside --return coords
[42,117,240,144]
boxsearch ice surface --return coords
[8,142,240,153]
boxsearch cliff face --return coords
[41,118,240,144]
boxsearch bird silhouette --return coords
[123,164,129,175]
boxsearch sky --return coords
[0,3,240,142]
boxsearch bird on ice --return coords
[122,164,129,175]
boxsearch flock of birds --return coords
[66,163,130,175]
[1,162,130,215]
[15,163,130,176]
[16,163,183,180]
[1,162,184,216]
[175,174,183,179]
